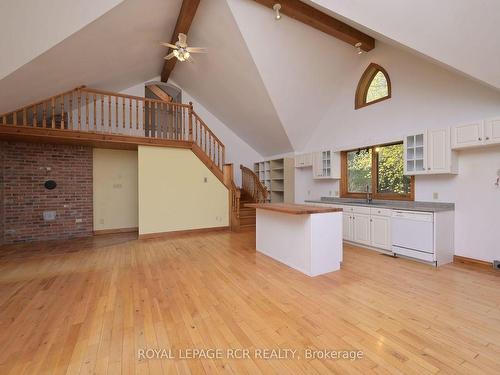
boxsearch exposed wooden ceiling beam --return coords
[252,0,375,51]
[161,0,200,82]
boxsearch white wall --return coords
[121,77,262,185]
[0,0,123,80]
[293,41,500,262]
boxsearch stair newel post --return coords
[188,102,194,142]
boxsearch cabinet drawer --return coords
[340,205,371,214]
[370,207,392,217]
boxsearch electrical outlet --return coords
[75,218,83,224]
[113,183,122,189]
[433,192,439,200]
[204,177,208,183]
[494,260,500,270]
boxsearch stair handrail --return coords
[240,164,269,203]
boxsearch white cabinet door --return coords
[353,213,371,245]
[312,152,323,178]
[370,215,391,250]
[451,122,484,149]
[342,212,353,241]
[331,152,341,179]
[427,128,450,173]
[485,118,500,145]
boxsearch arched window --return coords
[355,63,391,109]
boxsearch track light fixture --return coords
[273,4,282,20]
[355,42,363,55]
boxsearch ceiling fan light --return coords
[173,49,179,57]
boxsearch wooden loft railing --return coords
[241,165,269,203]
[0,86,225,174]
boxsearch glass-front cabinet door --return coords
[404,133,427,175]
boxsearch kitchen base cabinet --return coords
[353,213,371,245]
[343,212,353,241]
[370,215,391,250]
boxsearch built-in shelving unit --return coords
[254,158,294,203]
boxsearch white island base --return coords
[248,204,343,277]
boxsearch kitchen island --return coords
[245,203,343,277]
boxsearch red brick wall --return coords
[0,141,93,243]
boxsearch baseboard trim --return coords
[138,226,229,240]
[93,227,138,235]
[454,255,492,268]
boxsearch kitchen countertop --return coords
[245,203,343,215]
[305,197,454,212]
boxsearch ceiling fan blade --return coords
[186,47,207,53]
[164,52,176,60]
[178,33,188,47]
[160,42,178,49]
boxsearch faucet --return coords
[366,185,372,204]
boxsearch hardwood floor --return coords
[0,231,499,374]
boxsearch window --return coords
[355,63,391,109]
[341,142,414,201]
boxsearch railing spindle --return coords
[42,102,47,127]
[93,94,96,130]
[77,91,81,130]
[122,98,125,129]
[69,95,73,129]
[129,98,132,131]
[101,95,104,130]
[108,95,111,132]
[51,97,56,128]
[60,95,65,129]
[85,94,89,130]
[136,99,139,130]
[115,96,118,131]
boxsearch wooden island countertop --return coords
[245,203,343,215]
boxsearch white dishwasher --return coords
[391,210,435,263]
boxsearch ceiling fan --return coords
[161,33,206,62]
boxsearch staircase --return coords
[239,191,257,230]
[226,165,268,231]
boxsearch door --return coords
[353,213,371,245]
[342,213,352,241]
[312,152,323,178]
[451,122,484,149]
[370,215,391,250]
[427,128,450,173]
[404,133,427,175]
[485,118,500,145]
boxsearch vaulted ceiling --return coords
[1,0,500,157]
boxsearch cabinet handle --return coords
[486,137,490,140]
[427,167,431,170]
[478,137,482,141]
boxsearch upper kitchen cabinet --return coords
[404,128,458,175]
[295,153,312,168]
[451,118,500,149]
[312,150,341,179]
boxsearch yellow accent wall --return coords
[138,146,229,235]
[93,149,138,231]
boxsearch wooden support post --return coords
[188,102,194,142]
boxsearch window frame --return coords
[355,63,391,109]
[340,142,415,201]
